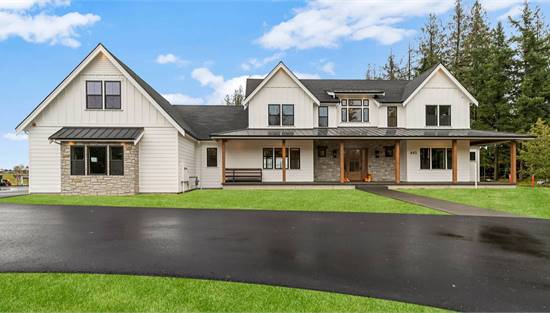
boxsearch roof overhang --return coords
[211,135,533,141]
[49,127,145,145]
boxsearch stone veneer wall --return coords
[313,140,396,182]
[61,142,139,195]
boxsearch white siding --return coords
[226,140,314,182]
[404,70,471,129]
[139,128,179,193]
[196,141,222,189]
[178,134,197,192]
[248,69,316,129]
[28,127,61,193]
[405,139,470,182]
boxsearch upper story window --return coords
[318,106,328,127]
[426,105,451,127]
[387,106,397,127]
[268,104,294,126]
[86,80,122,110]
[341,99,369,123]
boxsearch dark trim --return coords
[85,80,103,110]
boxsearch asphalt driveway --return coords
[0,203,549,312]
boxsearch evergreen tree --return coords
[509,2,550,132]
[382,50,403,80]
[224,86,244,106]
[446,0,470,79]
[520,118,550,180]
[405,42,414,80]
[416,13,446,73]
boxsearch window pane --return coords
[88,146,107,175]
[282,104,294,126]
[426,105,438,126]
[274,148,289,169]
[470,151,476,161]
[109,146,124,176]
[348,108,362,122]
[439,105,451,126]
[268,104,280,126]
[86,81,102,95]
[362,99,369,107]
[431,148,446,170]
[341,108,347,122]
[70,146,85,175]
[387,106,397,127]
[319,106,328,127]
[420,148,430,169]
[87,95,103,109]
[206,148,217,167]
[363,108,369,122]
[105,81,121,95]
[349,99,362,106]
[447,148,453,170]
[263,148,273,169]
[341,99,347,106]
[290,148,300,169]
[105,95,121,109]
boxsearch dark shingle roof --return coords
[49,127,144,141]
[245,63,442,104]
[172,105,248,140]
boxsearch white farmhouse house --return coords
[16,44,531,195]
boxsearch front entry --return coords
[345,148,366,182]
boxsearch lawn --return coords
[0,189,442,215]
[403,187,550,219]
[0,273,448,312]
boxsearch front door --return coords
[345,149,362,181]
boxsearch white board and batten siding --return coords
[27,52,182,193]
[178,134,197,192]
[196,141,222,189]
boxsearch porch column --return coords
[221,139,226,184]
[394,140,400,184]
[510,141,517,184]
[452,139,458,184]
[282,139,286,183]
[339,141,345,183]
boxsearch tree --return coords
[405,42,414,80]
[520,119,550,180]
[382,50,403,80]
[365,63,381,80]
[509,2,550,132]
[446,0,470,79]
[224,86,244,106]
[416,13,446,73]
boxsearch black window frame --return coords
[289,148,300,170]
[420,148,431,170]
[439,105,451,126]
[268,104,281,126]
[282,104,294,126]
[318,106,328,127]
[104,81,122,110]
[274,148,289,169]
[263,148,274,169]
[348,107,362,122]
[70,146,85,175]
[470,151,476,161]
[86,80,103,109]
[426,105,438,126]
[431,148,446,170]
[387,106,397,127]
[206,147,218,167]
[264,147,300,170]
[87,146,108,175]
[109,146,124,176]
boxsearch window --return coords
[86,81,103,109]
[340,98,369,123]
[439,105,451,126]
[426,105,438,126]
[282,104,294,126]
[206,148,217,167]
[470,151,476,161]
[431,148,446,170]
[274,148,289,169]
[319,106,328,127]
[446,148,453,170]
[384,146,394,158]
[268,104,281,126]
[70,146,85,175]
[290,148,300,169]
[88,146,107,175]
[109,146,124,175]
[387,106,397,127]
[426,105,451,126]
[105,81,121,109]
[263,148,274,169]
[420,148,431,170]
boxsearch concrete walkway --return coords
[0,186,28,198]
[357,185,516,217]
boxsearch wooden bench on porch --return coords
[224,168,263,183]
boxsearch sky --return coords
[1,0,549,168]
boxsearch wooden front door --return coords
[345,149,362,181]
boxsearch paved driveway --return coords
[0,203,549,312]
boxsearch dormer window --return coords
[86,80,121,110]
[340,99,369,123]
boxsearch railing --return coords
[225,168,262,183]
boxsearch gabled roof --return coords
[172,105,248,140]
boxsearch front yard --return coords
[403,187,550,219]
[0,189,442,215]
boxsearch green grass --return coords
[403,187,550,219]
[0,189,443,215]
[0,273,449,312]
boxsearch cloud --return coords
[162,93,204,105]
[320,61,335,75]
[258,0,454,50]
[498,5,523,20]
[241,52,283,71]
[156,53,189,66]
[0,0,99,48]
[3,132,28,141]
[294,72,320,79]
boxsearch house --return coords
[16,44,532,195]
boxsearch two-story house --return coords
[16,44,531,195]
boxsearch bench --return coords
[225,168,262,183]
